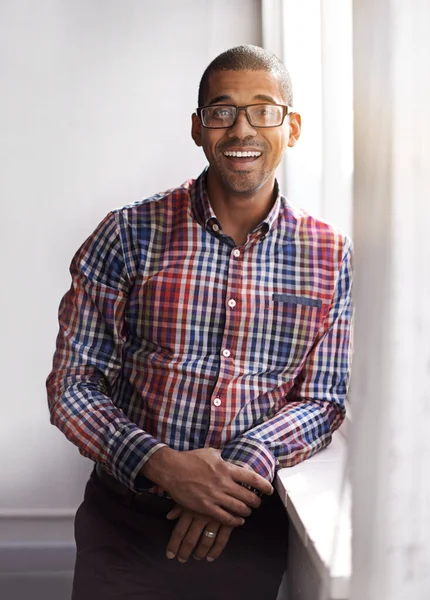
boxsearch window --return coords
[262,0,353,237]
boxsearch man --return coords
[47,45,352,600]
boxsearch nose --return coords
[227,108,257,139]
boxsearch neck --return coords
[206,169,276,244]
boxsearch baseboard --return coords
[0,542,75,574]
[0,571,73,600]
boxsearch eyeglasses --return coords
[197,103,290,129]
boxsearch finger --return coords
[166,512,194,559]
[228,464,274,496]
[193,522,220,560]
[207,526,234,561]
[199,502,246,527]
[166,505,183,520]
[176,518,210,563]
[228,485,262,509]
[202,493,253,520]
[218,495,253,519]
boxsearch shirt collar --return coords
[191,168,283,236]
[191,168,219,230]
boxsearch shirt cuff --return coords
[221,436,277,482]
[106,423,168,493]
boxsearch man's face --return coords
[192,69,301,197]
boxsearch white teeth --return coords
[223,151,262,158]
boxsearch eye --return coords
[212,107,233,118]
[256,105,278,117]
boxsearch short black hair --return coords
[198,45,293,108]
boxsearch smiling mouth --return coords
[223,150,262,159]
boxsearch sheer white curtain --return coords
[261,0,353,236]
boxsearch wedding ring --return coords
[203,529,217,539]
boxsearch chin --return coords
[223,172,267,196]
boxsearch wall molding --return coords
[0,509,75,519]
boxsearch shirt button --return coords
[228,299,236,308]
[233,249,241,258]
[212,223,220,232]
[222,349,231,358]
[213,398,222,407]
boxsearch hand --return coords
[141,447,272,526]
[165,505,234,563]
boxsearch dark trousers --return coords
[72,467,289,600]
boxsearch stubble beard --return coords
[216,156,270,198]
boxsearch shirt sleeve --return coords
[46,211,167,491]
[221,236,353,482]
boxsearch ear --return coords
[191,113,202,147]
[287,112,301,148]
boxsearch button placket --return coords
[207,243,243,445]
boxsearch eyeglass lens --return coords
[201,105,284,128]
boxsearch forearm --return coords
[221,398,344,480]
[47,369,167,491]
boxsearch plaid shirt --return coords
[47,169,352,493]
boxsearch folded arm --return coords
[46,212,167,491]
[47,211,272,521]
[221,237,353,481]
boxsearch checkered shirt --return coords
[47,170,353,492]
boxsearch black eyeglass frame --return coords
[196,103,291,129]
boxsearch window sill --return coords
[276,430,351,599]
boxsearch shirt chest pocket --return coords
[261,293,325,374]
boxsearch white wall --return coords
[0,0,261,518]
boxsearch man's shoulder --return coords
[280,197,352,254]
[111,177,196,220]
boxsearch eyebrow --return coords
[206,93,279,105]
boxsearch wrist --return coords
[140,446,178,489]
